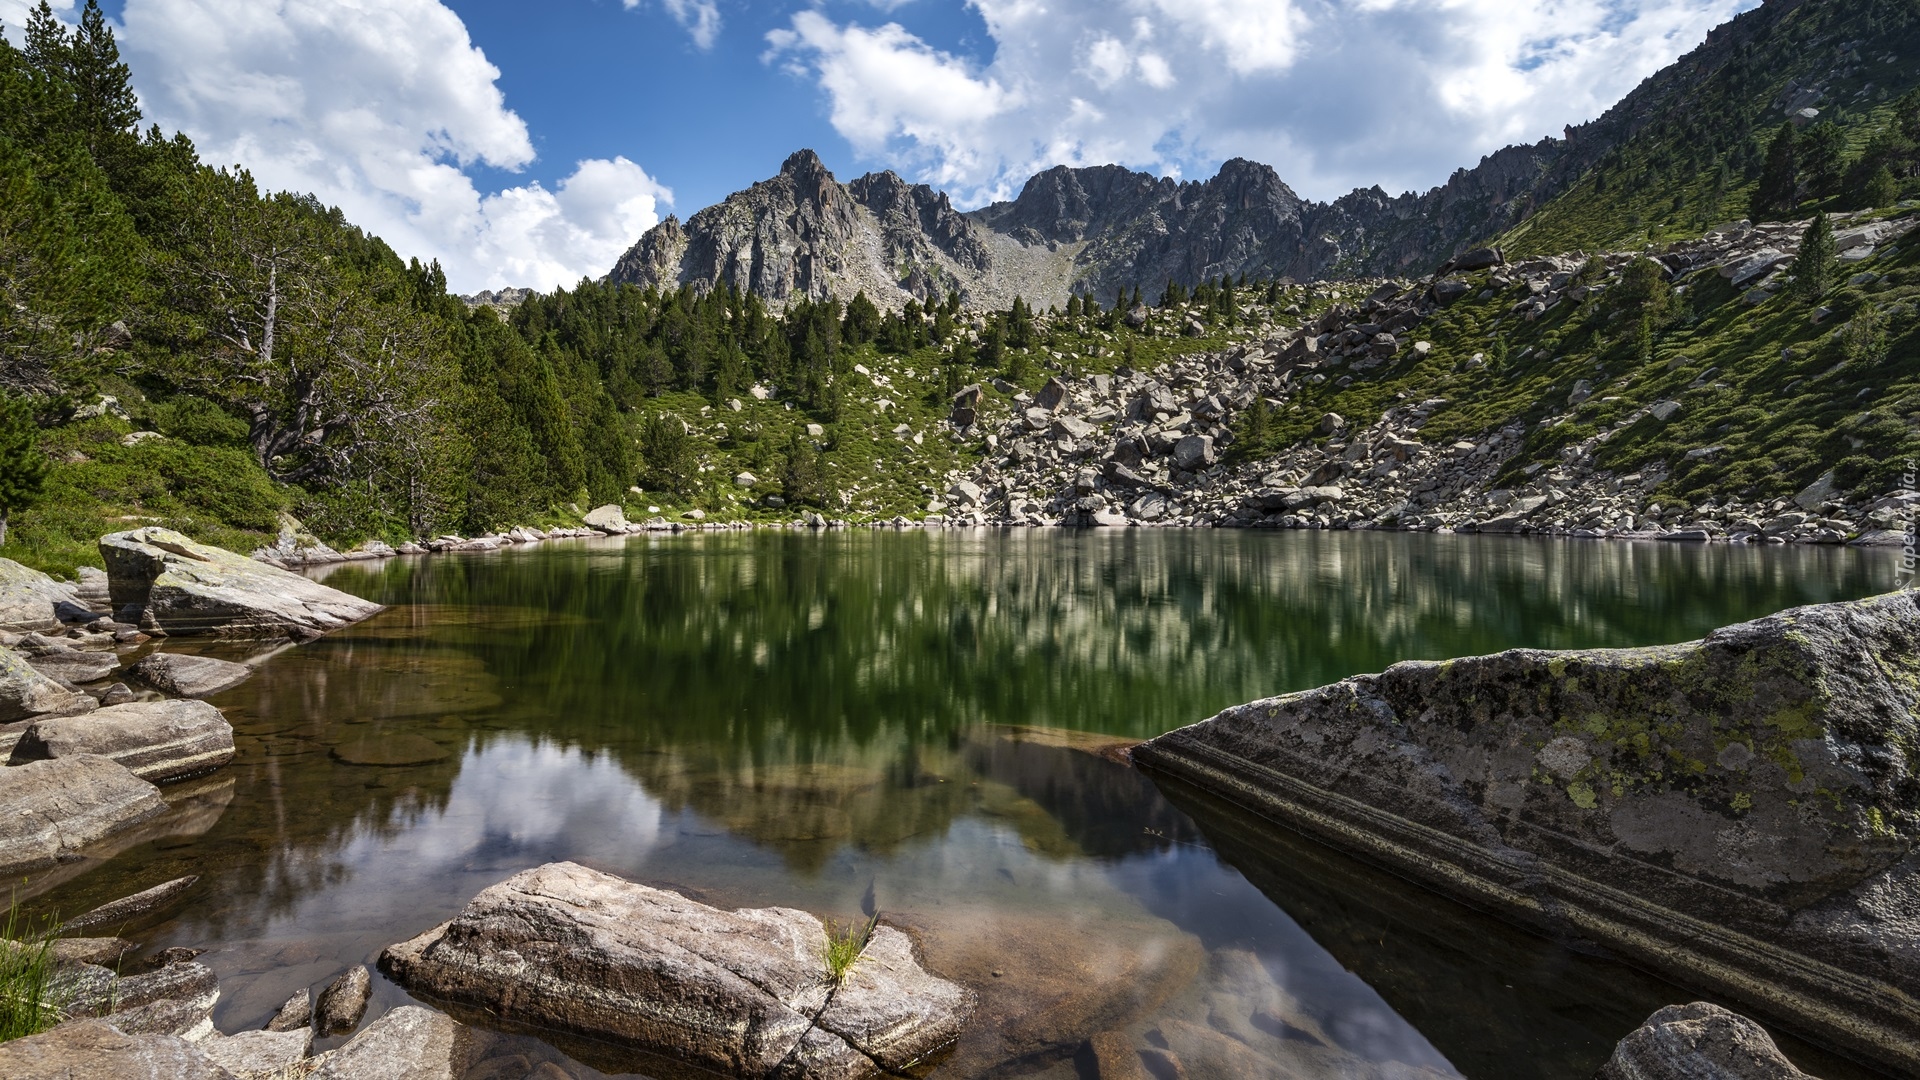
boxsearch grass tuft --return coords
[0,893,69,1044]
[822,911,880,989]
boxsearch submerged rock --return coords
[1598,1002,1817,1080]
[0,754,166,876]
[0,1020,236,1079]
[1135,590,1920,1075]
[100,527,383,640]
[10,699,234,782]
[380,861,975,1079]
[61,875,199,933]
[125,652,252,698]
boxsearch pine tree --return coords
[1793,212,1835,300]
[0,391,48,546]
[1861,165,1900,209]
[1751,122,1799,220]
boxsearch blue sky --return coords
[3,0,1760,291]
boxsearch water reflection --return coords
[6,530,1892,1079]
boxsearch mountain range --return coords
[607,0,1915,309]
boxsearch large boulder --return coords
[1,645,98,724]
[0,1020,237,1079]
[100,528,382,640]
[1135,590,1920,1076]
[308,1006,465,1080]
[0,557,77,633]
[0,754,166,876]
[582,504,631,534]
[125,652,252,698]
[1598,1002,1817,1080]
[10,699,235,782]
[381,861,975,1079]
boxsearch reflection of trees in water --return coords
[323,530,1892,752]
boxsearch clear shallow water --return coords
[11,530,1901,1079]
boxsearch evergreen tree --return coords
[780,429,825,507]
[1750,122,1799,220]
[1861,165,1900,209]
[638,412,697,498]
[1798,122,1847,198]
[0,391,47,546]
[1793,212,1835,300]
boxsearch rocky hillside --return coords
[609,0,1920,310]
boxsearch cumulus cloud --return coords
[768,0,1758,205]
[0,0,72,34]
[625,0,721,50]
[115,0,668,292]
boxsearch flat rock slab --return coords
[0,1020,237,1079]
[1,645,98,723]
[0,556,78,633]
[61,875,199,933]
[0,753,166,876]
[381,861,976,1079]
[126,652,252,698]
[101,527,383,640]
[25,649,121,685]
[330,732,451,766]
[11,699,234,782]
[310,1005,467,1080]
[200,1028,313,1078]
[1135,590,1920,1075]
[1599,1002,1816,1080]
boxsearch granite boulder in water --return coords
[10,699,234,782]
[380,861,975,1079]
[100,527,382,639]
[1598,1002,1817,1080]
[1135,590,1920,1075]
[0,753,166,875]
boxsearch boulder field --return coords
[1135,589,1920,1075]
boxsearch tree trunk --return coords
[0,511,9,548]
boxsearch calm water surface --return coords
[13,530,1901,1079]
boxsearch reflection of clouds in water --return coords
[261,739,667,940]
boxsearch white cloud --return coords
[0,0,71,35]
[624,0,721,50]
[768,0,1759,206]
[116,0,668,292]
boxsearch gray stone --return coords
[1597,1002,1815,1080]
[1136,591,1920,1076]
[381,861,975,1079]
[0,754,165,876]
[0,645,98,723]
[1316,412,1346,436]
[266,987,313,1032]
[1171,435,1215,471]
[582,504,630,534]
[1648,400,1682,422]
[0,557,77,633]
[125,653,252,698]
[0,1020,237,1079]
[317,964,373,1035]
[11,699,234,782]
[309,1006,466,1080]
[200,1029,313,1078]
[61,875,199,933]
[101,528,382,640]
[1793,471,1839,513]
[25,649,120,685]
[1037,377,1070,412]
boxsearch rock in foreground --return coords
[0,645,97,724]
[381,861,975,1079]
[10,699,234,782]
[0,557,78,633]
[100,527,382,640]
[0,754,166,876]
[1598,1002,1817,1080]
[1135,591,1920,1075]
[0,1020,236,1079]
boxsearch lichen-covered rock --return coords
[0,644,98,723]
[1135,590,1920,1076]
[10,699,234,782]
[0,556,77,633]
[316,965,372,1035]
[199,1029,312,1078]
[0,754,166,875]
[308,1006,466,1080]
[100,527,382,640]
[1598,1002,1816,1080]
[0,1020,237,1079]
[380,861,975,1079]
